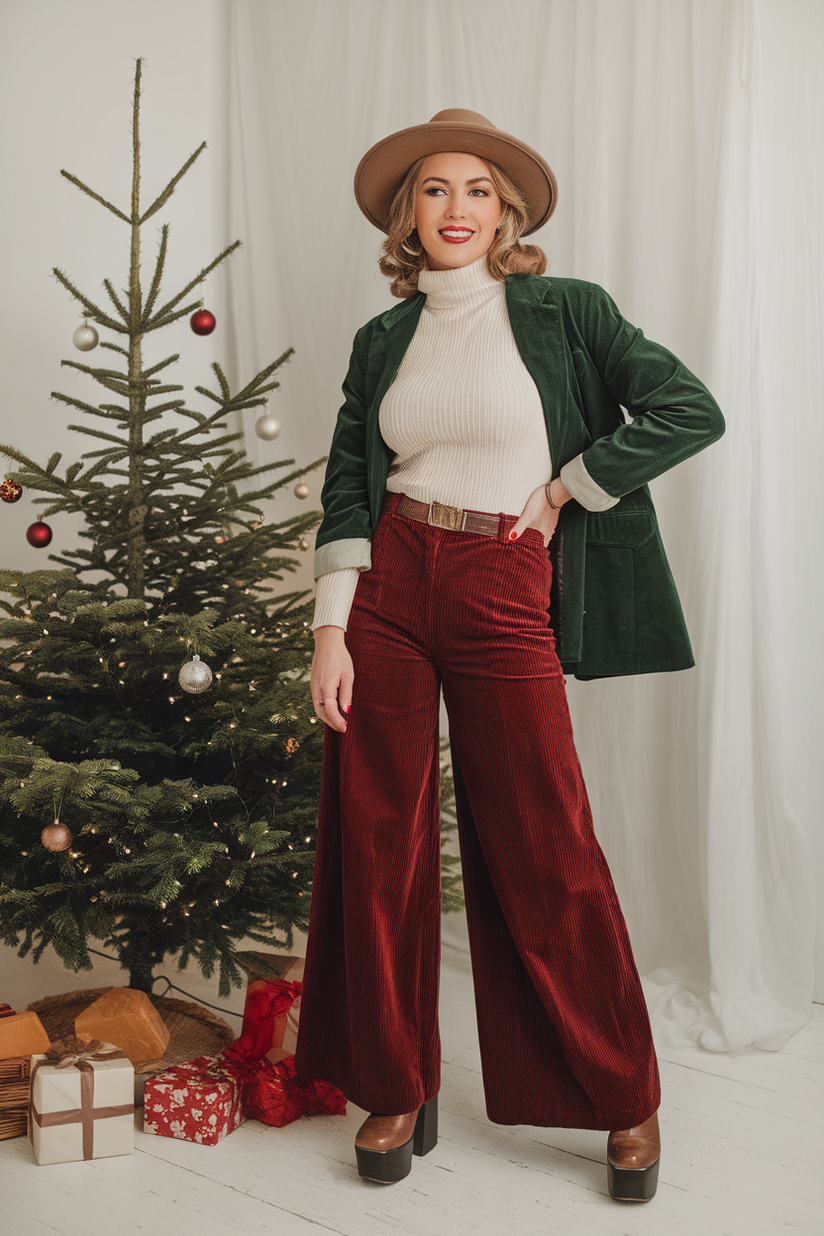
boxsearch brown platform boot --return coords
[354,1096,439,1183]
[606,1109,661,1201]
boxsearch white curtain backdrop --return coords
[224,0,824,1052]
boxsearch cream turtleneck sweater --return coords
[311,256,611,632]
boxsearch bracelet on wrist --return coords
[545,481,559,510]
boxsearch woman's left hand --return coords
[509,479,572,547]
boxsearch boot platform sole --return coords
[355,1096,438,1183]
[607,1155,660,1201]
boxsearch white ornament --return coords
[73,324,99,351]
[255,414,281,440]
[178,654,213,695]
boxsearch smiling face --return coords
[414,152,503,271]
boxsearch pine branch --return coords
[51,392,126,420]
[0,444,70,488]
[232,349,295,403]
[51,393,132,422]
[59,170,130,223]
[139,143,207,224]
[52,269,125,333]
[142,301,202,334]
[143,353,179,378]
[61,360,160,386]
[66,425,129,447]
[145,241,241,328]
[103,279,130,323]
[212,363,231,402]
[142,225,169,321]
[100,342,129,358]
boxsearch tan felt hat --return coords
[354,108,558,236]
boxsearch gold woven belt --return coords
[384,492,501,537]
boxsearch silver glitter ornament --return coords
[255,414,281,440]
[73,324,99,351]
[178,654,213,694]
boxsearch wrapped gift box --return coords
[230,954,305,1064]
[143,1055,245,1146]
[0,1006,50,1061]
[0,1055,31,1141]
[75,988,170,1067]
[30,1038,134,1165]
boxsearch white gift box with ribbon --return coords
[29,1038,134,1165]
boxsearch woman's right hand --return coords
[311,626,354,732]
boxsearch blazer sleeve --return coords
[562,284,725,502]
[313,326,374,580]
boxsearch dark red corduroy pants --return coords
[295,493,660,1130]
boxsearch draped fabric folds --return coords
[225,0,824,1053]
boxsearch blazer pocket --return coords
[585,496,655,549]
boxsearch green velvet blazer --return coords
[314,273,725,679]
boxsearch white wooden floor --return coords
[3,939,822,1236]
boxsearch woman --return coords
[294,110,724,1203]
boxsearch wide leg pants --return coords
[294,493,661,1131]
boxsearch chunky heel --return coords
[607,1155,660,1202]
[412,1095,438,1157]
[355,1096,438,1183]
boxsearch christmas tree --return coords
[0,60,463,997]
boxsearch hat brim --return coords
[354,120,558,237]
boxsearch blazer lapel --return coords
[504,275,591,471]
[364,294,425,530]
[505,275,590,663]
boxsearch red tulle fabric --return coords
[243,1054,347,1127]
[222,977,346,1127]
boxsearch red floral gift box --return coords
[143,1055,245,1146]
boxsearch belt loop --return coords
[383,490,404,516]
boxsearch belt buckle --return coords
[429,500,464,531]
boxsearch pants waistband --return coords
[382,490,527,541]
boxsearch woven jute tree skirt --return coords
[26,986,235,1101]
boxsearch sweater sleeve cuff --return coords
[311,568,359,633]
[559,454,620,512]
[313,536,372,580]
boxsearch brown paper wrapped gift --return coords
[74,988,170,1066]
[0,1007,51,1061]
[29,1037,134,1165]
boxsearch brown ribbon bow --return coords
[31,1036,133,1161]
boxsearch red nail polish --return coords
[509,530,517,540]
[343,704,351,713]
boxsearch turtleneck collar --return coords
[417,255,502,309]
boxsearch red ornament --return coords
[190,310,216,336]
[26,521,53,548]
[0,479,23,503]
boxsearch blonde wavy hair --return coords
[378,155,547,299]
